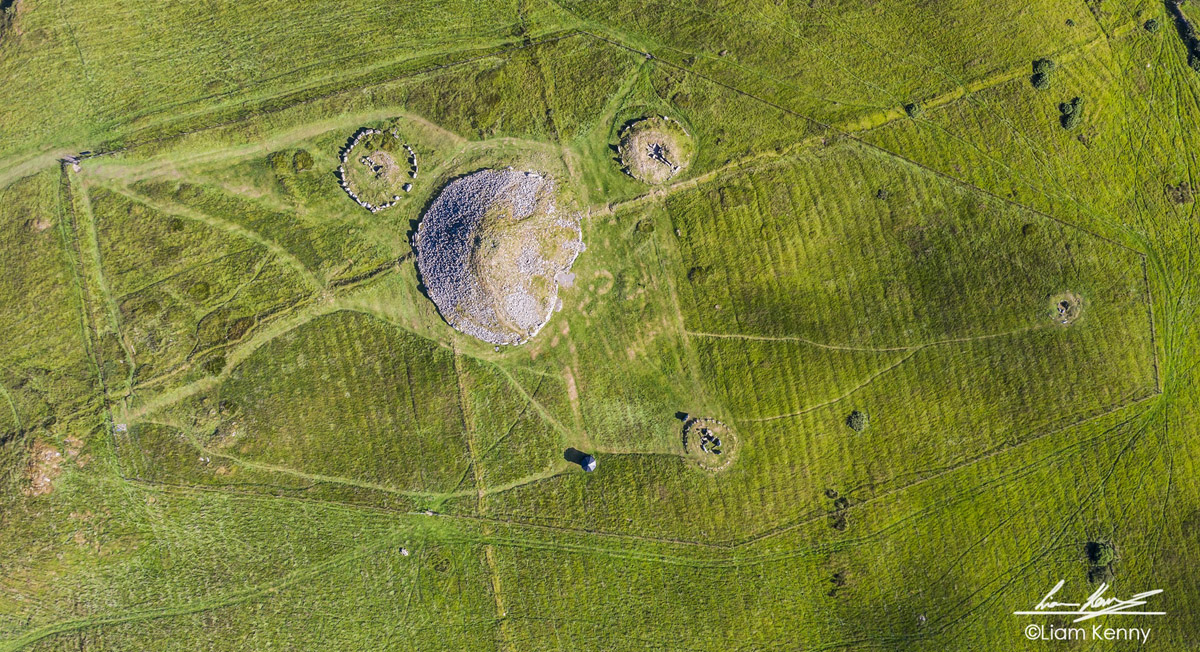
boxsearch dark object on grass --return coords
[875,188,889,201]
[564,448,597,472]
[1145,18,1160,32]
[1059,96,1083,130]
[1031,59,1055,90]
[293,150,314,172]
[846,410,869,432]
[904,102,923,118]
[1086,541,1116,566]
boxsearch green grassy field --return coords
[1,0,1198,649]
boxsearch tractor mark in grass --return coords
[733,394,1159,548]
[685,322,1049,354]
[493,364,576,443]
[72,172,138,403]
[0,529,402,652]
[743,349,919,424]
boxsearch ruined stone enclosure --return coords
[415,169,583,345]
[337,127,418,212]
[617,116,695,184]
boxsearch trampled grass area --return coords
[1,1,1199,649]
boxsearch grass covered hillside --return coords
[0,0,1198,649]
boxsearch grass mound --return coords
[618,116,695,184]
[416,169,583,345]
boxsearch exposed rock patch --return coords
[24,440,61,497]
[416,169,582,345]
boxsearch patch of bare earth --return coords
[24,440,62,497]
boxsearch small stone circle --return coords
[1050,291,1083,325]
[415,169,583,346]
[337,127,418,213]
[617,116,695,184]
[682,416,737,472]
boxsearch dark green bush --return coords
[292,149,314,172]
[267,151,291,175]
[1086,541,1116,566]
[1031,72,1050,90]
[167,217,185,232]
[201,355,226,376]
[1059,96,1083,130]
[687,266,712,284]
[1032,58,1056,75]
[188,281,210,301]
[903,102,923,118]
[846,410,869,432]
[1190,53,1200,72]
[1144,18,1160,32]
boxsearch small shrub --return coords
[636,218,655,234]
[1032,58,1057,75]
[903,102,923,118]
[845,410,869,432]
[292,149,314,173]
[1059,96,1083,130]
[226,316,254,340]
[188,281,210,301]
[1191,53,1200,72]
[875,188,889,201]
[167,217,185,232]
[201,355,226,376]
[1030,72,1050,90]
[687,266,712,284]
[267,151,291,175]
[1144,18,1160,32]
[1086,541,1116,566]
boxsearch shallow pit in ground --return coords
[415,169,582,345]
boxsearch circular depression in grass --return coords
[415,169,583,345]
[618,116,695,184]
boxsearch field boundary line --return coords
[576,30,1148,258]
[68,171,138,408]
[0,529,402,652]
[98,182,323,290]
[1142,256,1163,393]
[729,393,1159,547]
[82,31,585,163]
[685,323,1049,354]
